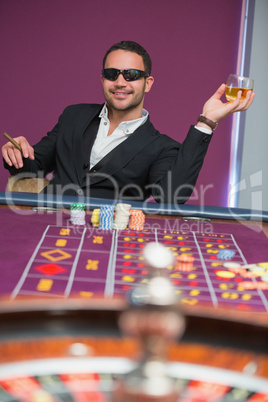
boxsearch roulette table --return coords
[0,191,268,401]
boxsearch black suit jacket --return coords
[5,103,212,203]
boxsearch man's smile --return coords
[111,90,132,98]
[111,89,132,94]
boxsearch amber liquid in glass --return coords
[225,86,252,101]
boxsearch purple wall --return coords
[0,0,243,206]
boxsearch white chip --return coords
[248,267,266,274]
[242,264,258,270]
[261,273,268,282]
[116,203,132,213]
[70,210,86,225]
[223,262,241,269]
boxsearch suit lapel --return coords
[86,119,157,186]
[73,105,103,186]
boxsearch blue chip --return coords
[99,205,115,230]
[217,250,236,261]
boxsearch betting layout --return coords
[9,207,268,313]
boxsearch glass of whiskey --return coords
[225,74,254,101]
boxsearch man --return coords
[2,41,254,203]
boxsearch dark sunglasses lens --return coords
[103,69,118,81]
[123,69,140,81]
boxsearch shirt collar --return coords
[99,104,148,135]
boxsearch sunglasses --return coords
[102,68,149,82]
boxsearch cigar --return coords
[3,132,22,153]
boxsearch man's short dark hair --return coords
[103,41,152,75]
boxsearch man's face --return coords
[101,49,153,117]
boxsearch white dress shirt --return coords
[90,104,148,169]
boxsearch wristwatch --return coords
[197,114,218,131]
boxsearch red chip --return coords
[177,254,195,263]
[129,209,145,231]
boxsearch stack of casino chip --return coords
[217,249,236,260]
[99,205,115,230]
[113,203,132,230]
[91,208,100,227]
[129,209,145,231]
[175,254,195,271]
[223,261,268,282]
[70,203,86,225]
